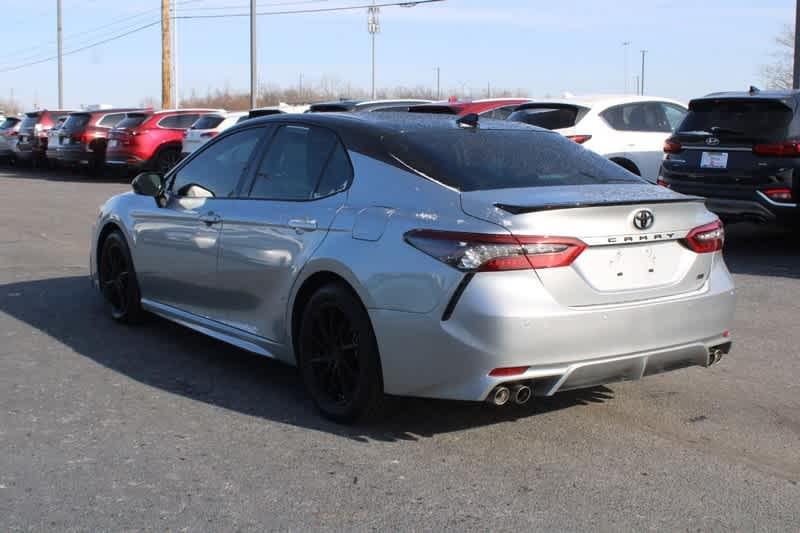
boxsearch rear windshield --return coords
[190,115,225,129]
[679,99,793,141]
[115,113,149,129]
[20,114,40,129]
[508,105,585,130]
[0,118,19,129]
[62,113,90,132]
[385,130,642,192]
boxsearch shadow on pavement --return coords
[0,276,613,442]
[0,162,131,184]
[723,223,800,279]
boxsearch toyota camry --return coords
[90,112,736,423]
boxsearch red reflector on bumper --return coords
[489,366,529,377]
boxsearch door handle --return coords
[199,213,221,225]
[288,219,317,232]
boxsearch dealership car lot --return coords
[0,168,798,529]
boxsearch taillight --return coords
[663,138,682,153]
[682,220,724,253]
[403,230,587,272]
[656,178,670,188]
[753,141,800,157]
[762,188,794,203]
[566,134,592,144]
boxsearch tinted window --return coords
[481,106,516,120]
[20,114,39,130]
[97,113,127,128]
[0,118,19,130]
[171,127,264,198]
[191,115,225,130]
[249,125,346,200]
[385,130,642,192]
[508,105,584,130]
[601,102,672,132]
[158,114,201,129]
[116,113,149,129]
[678,99,793,142]
[314,142,352,198]
[661,104,686,131]
[62,113,91,132]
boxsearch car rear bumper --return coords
[106,152,146,169]
[370,255,735,402]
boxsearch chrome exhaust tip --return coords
[511,384,532,405]
[709,348,724,366]
[489,386,511,406]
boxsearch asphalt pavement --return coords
[0,167,798,531]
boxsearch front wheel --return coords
[297,283,384,424]
[98,231,144,323]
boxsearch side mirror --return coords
[131,172,167,207]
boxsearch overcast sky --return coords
[0,0,793,110]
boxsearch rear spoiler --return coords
[495,197,705,215]
[408,104,460,115]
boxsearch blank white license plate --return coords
[700,151,728,169]
[108,140,119,148]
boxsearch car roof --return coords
[690,89,800,110]
[519,94,686,110]
[308,99,432,112]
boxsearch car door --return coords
[131,126,266,321]
[214,123,353,343]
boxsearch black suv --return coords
[660,89,799,225]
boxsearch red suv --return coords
[54,108,147,172]
[15,109,77,164]
[106,108,221,173]
[408,98,531,118]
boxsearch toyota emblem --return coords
[633,209,655,230]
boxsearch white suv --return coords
[508,95,687,182]
[181,111,249,157]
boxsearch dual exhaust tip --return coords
[489,384,532,406]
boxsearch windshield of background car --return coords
[115,113,149,129]
[385,129,643,191]
[678,99,793,142]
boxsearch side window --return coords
[481,106,516,120]
[170,127,264,198]
[602,103,670,132]
[158,114,200,129]
[248,125,350,200]
[97,113,126,128]
[661,103,687,131]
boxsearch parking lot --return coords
[0,166,798,530]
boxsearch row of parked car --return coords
[2,88,797,225]
[0,95,686,180]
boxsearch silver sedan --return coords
[90,113,736,423]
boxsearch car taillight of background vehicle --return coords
[681,220,724,253]
[663,138,682,153]
[752,141,800,157]
[404,230,587,272]
[566,134,592,144]
[761,188,794,203]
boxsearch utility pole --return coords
[57,0,63,109]
[635,75,640,97]
[299,73,303,99]
[172,1,179,108]
[622,41,630,94]
[487,81,491,99]
[161,0,172,109]
[368,1,380,99]
[250,0,257,109]
[794,0,800,89]
[640,49,647,95]
[436,66,441,100]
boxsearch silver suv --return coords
[90,113,735,423]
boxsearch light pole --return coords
[250,0,257,109]
[368,2,380,99]
[640,49,647,95]
[622,41,630,94]
[435,66,441,100]
[57,0,63,109]
[794,0,800,89]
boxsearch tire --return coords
[297,283,384,424]
[98,231,144,324]
[154,147,180,174]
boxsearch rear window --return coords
[158,114,201,129]
[115,113,149,129]
[508,105,585,130]
[97,113,127,128]
[678,99,793,141]
[190,115,225,130]
[20,114,40,129]
[385,130,642,192]
[0,118,19,129]
[62,113,90,132]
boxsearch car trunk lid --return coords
[461,184,716,307]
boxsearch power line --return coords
[175,0,444,19]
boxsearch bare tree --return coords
[762,25,794,90]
